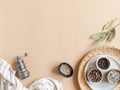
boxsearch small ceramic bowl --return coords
[96,57,110,71]
[86,67,103,83]
[107,69,120,85]
[58,62,73,78]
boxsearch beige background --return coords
[0,0,120,90]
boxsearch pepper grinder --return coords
[16,53,30,79]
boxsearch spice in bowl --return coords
[97,57,110,70]
[107,69,120,85]
[86,67,102,82]
[58,62,73,78]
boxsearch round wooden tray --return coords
[78,46,120,90]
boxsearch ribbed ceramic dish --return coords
[78,47,120,90]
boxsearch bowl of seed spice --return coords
[86,67,103,83]
[96,57,110,71]
[58,62,73,78]
[107,69,120,85]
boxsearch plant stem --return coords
[112,23,120,29]
[106,23,120,33]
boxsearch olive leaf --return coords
[90,19,119,43]
[96,32,107,43]
[90,32,106,40]
[102,19,117,31]
[90,32,107,43]
[107,28,116,42]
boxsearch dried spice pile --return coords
[60,64,72,76]
[98,58,110,70]
[87,68,102,82]
[108,70,120,84]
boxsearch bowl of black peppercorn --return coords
[96,57,110,71]
[86,67,103,83]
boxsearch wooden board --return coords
[78,46,120,90]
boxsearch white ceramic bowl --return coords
[96,56,110,71]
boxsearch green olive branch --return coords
[90,19,120,43]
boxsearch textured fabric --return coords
[0,58,28,90]
[28,78,63,90]
[0,58,63,90]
